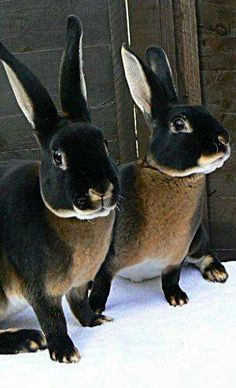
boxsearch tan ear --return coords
[121,45,151,115]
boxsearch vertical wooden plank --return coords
[128,0,177,159]
[196,0,236,261]
[173,0,202,105]
[0,0,121,162]
[108,0,137,163]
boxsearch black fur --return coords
[162,266,189,306]
[60,15,91,122]
[122,44,230,176]
[0,329,47,355]
[89,45,230,313]
[89,243,115,314]
[148,105,229,173]
[0,16,119,363]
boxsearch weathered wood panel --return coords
[201,71,236,115]
[108,0,136,163]
[173,0,202,105]
[197,0,236,261]
[128,0,178,158]
[0,0,111,50]
[0,0,123,161]
[197,0,236,70]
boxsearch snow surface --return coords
[0,263,235,388]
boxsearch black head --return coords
[0,16,119,220]
[121,45,230,177]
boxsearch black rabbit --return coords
[89,45,230,313]
[0,16,119,363]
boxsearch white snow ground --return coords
[0,262,235,388]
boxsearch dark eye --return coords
[173,117,186,131]
[53,149,63,167]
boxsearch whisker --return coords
[213,142,219,153]
[116,204,123,212]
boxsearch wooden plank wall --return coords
[0,0,134,164]
[197,0,236,260]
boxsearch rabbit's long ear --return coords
[59,15,91,122]
[0,42,59,143]
[121,44,169,117]
[146,46,178,104]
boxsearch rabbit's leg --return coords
[187,223,228,283]
[66,284,112,327]
[89,245,116,314]
[31,294,80,363]
[162,265,189,306]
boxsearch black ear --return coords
[121,44,170,117]
[59,15,91,122]
[0,42,59,144]
[146,46,178,104]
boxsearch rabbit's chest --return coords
[117,169,204,271]
[46,212,115,296]
[69,242,110,287]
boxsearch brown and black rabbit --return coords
[0,16,120,363]
[89,45,230,313]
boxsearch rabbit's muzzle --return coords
[88,184,117,210]
[198,130,230,174]
[73,183,117,219]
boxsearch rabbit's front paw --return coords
[165,287,189,307]
[49,338,80,363]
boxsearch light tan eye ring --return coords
[171,117,192,133]
[173,118,185,131]
[52,149,67,170]
[53,149,63,166]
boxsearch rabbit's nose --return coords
[89,189,103,201]
[89,184,114,202]
[218,133,229,146]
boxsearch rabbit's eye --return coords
[53,149,64,168]
[173,118,186,131]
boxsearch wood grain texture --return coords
[0,0,111,50]
[128,0,178,158]
[197,0,236,71]
[108,0,136,163]
[201,70,236,115]
[0,148,40,162]
[197,0,236,259]
[0,0,120,160]
[173,0,202,105]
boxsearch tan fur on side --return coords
[0,253,25,301]
[111,161,205,274]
